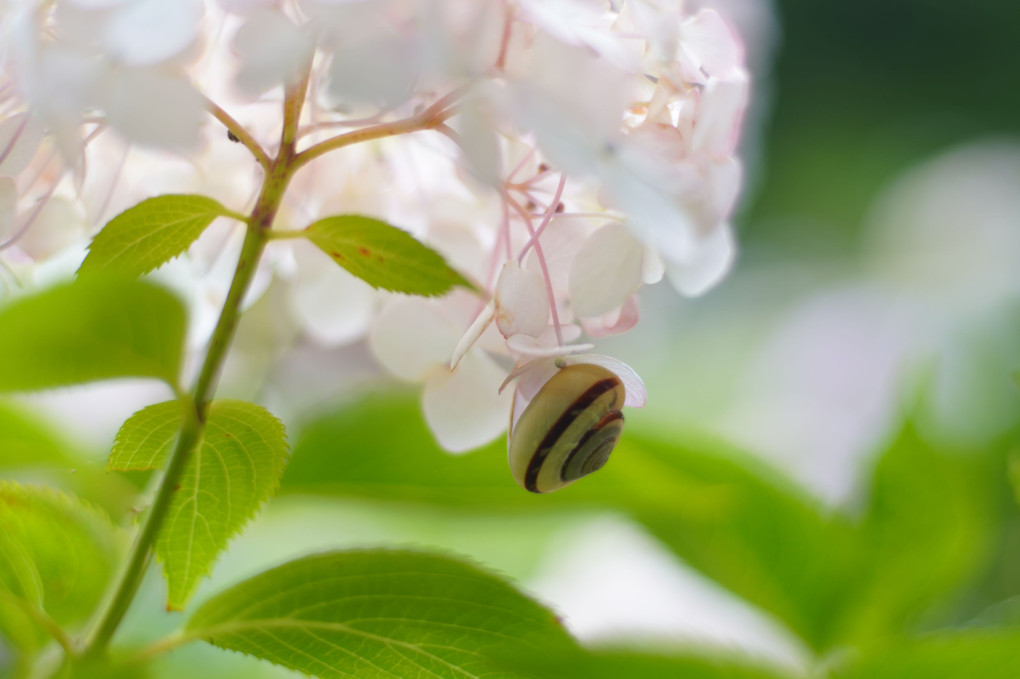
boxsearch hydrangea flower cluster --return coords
[0,0,748,453]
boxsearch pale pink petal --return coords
[0,178,17,243]
[103,68,205,150]
[103,0,204,65]
[64,0,130,8]
[495,260,549,338]
[568,223,644,318]
[511,356,561,402]
[642,247,665,284]
[215,0,277,14]
[289,264,376,347]
[564,354,647,407]
[506,333,593,357]
[705,157,743,224]
[423,349,512,453]
[580,295,640,337]
[456,92,502,186]
[691,72,750,158]
[0,114,43,176]
[664,222,736,297]
[523,216,591,293]
[369,298,458,382]
[325,37,420,109]
[16,196,86,261]
[679,9,745,79]
[233,11,315,96]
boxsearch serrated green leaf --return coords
[108,400,186,471]
[839,630,1020,679]
[0,277,186,392]
[186,549,575,679]
[0,482,123,651]
[78,194,240,278]
[109,400,289,609]
[304,215,473,296]
[498,647,797,679]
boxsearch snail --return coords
[508,363,625,493]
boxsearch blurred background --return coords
[5,0,1020,676]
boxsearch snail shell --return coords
[508,363,625,493]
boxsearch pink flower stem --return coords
[505,191,564,346]
[516,173,565,264]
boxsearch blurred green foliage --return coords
[746,0,1020,255]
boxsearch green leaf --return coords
[1010,451,1020,507]
[846,424,991,645]
[839,630,1020,679]
[109,400,290,609]
[186,549,575,679]
[0,277,186,392]
[304,215,473,296]
[0,482,123,650]
[78,194,240,278]
[499,647,797,679]
[280,393,859,651]
[0,401,74,468]
[618,434,862,653]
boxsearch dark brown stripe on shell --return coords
[560,409,624,481]
[524,377,620,492]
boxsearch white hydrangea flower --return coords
[0,0,751,456]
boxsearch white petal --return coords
[423,349,512,453]
[664,222,736,297]
[289,263,376,347]
[102,68,205,149]
[369,297,458,382]
[580,295,640,337]
[569,223,644,318]
[495,260,549,338]
[0,178,17,243]
[103,0,204,65]
[705,157,743,224]
[64,0,131,9]
[456,92,502,186]
[679,9,745,79]
[325,37,419,109]
[216,0,277,14]
[512,356,561,402]
[564,354,647,408]
[601,154,699,264]
[506,333,593,357]
[691,72,750,158]
[642,246,665,284]
[16,196,86,261]
[0,114,44,176]
[233,11,315,96]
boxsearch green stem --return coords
[80,70,310,660]
[0,591,75,656]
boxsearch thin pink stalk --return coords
[505,191,564,346]
[0,112,29,168]
[517,173,566,264]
